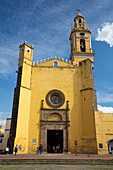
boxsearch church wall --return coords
[95,111,113,154]
[78,60,97,153]
[14,87,31,153]
[69,67,83,152]
[27,65,83,153]
[13,59,98,154]
[73,57,93,65]
[14,61,32,154]
[80,90,97,153]
[36,59,72,67]
[25,59,97,154]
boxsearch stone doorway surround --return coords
[107,139,113,154]
[40,100,70,153]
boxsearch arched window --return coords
[79,18,81,24]
[80,39,85,52]
[79,18,82,26]
[48,113,62,121]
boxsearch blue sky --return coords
[1,0,113,129]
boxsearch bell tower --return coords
[69,12,95,65]
[18,41,34,68]
[9,41,34,153]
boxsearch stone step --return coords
[1,159,113,165]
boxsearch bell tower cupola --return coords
[18,41,34,68]
[69,12,95,65]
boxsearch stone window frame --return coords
[46,89,65,108]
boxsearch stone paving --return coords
[0,153,113,160]
[1,164,113,170]
[1,153,113,168]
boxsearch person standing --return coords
[14,145,18,155]
[36,147,39,154]
[5,147,9,154]
[53,146,55,153]
[39,144,43,154]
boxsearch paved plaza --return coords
[1,164,113,170]
[1,153,113,170]
[0,153,113,160]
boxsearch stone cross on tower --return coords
[77,9,80,13]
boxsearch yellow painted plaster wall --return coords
[28,65,83,153]
[14,57,97,154]
[13,55,97,154]
[25,59,97,153]
[95,111,113,154]
[73,57,93,65]
[79,60,97,153]
[74,32,91,53]
[14,61,32,154]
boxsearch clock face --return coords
[27,48,31,54]
[21,48,24,53]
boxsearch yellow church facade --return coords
[8,12,113,154]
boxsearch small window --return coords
[33,139,36,145]
[0,139,2,144]
[80,33,85,36]
[54,62,58,67]
[21,48,24,53]
[27,49,30,53]
[5,129,10,131]
[53,116,57,120]
[99,143,103,148]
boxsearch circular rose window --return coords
[46,90,65,108]
[51,96,60,104]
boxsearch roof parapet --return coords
[33,57,76,66]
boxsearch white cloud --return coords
[0,112,11,117]
[95,22,113,47]
[0,112,11,130]
[97,92,113,103]
[0,120,6,130]
[1,0,113,78]
[98,105,113,113]
[0,46,18,78]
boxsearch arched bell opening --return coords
[79,18,82,26]
[80,39,85,52]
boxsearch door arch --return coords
[107,139,113,154]
[48,113,62,121]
